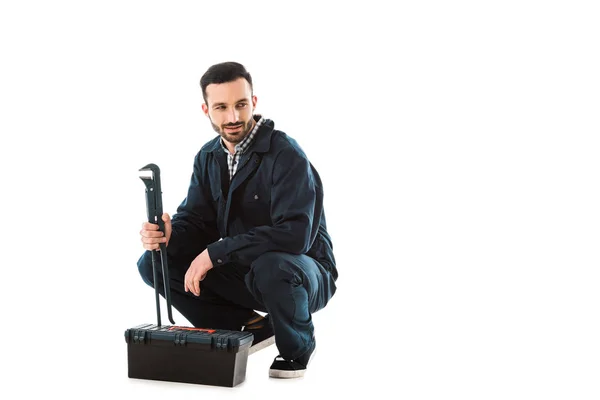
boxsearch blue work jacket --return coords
[167,118,337,281]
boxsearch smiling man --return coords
[203,77,257,151]
[137,62,338,379]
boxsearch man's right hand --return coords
[140,213,172,251]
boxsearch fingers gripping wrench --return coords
[139,163,175,326]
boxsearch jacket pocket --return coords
[242,187,271,227]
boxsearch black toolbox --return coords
[125,324,254,387]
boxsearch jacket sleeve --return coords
[206,147,321,266]
[167,152,220,258]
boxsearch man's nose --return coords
[226,108,240,124]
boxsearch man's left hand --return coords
[184,249,214,296]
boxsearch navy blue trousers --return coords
[137,249,336,360]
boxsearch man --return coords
[137,61,338,379]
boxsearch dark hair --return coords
[199,62,253,104]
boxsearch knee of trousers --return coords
[247,252,302,296]
[137,251,155,287]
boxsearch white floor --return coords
[9,279,599,399]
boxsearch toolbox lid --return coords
[125,324,254,351]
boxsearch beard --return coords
[210,117,255,145]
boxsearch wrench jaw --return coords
[139,164,163,223]
[139,163,160,174]
[139,164,158,190]
[139,164,160,179]
[138,170,154,192]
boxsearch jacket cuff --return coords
[207,240,228,267]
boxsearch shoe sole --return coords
[269,368,306,378]
[269,348,316,379]
[249,335,275,355]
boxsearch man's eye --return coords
[237,103,247,108]
[216,106,225,110]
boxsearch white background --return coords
[1,1,599,399]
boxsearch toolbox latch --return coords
[174,333,187,346]
[132,329,147,344]
[214,336,229,351]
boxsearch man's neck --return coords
[224,141,237,155]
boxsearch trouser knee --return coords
[136,251,155,287]
[247,252,300,297]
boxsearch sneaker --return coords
[242,313,275,355]
[269,340,316,379]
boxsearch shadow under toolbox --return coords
[125,324,254,387]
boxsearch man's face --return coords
[202,78,258,145]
